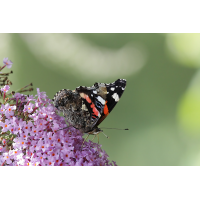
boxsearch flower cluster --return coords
[0,58,116,166]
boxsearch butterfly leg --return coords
[90,133,99,143]
[91,135,97,142]
[81,134,90,150]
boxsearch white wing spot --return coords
[93,90,97,94]
[97,96,105,105]
[110,87,115,91]
[112,93,119,102]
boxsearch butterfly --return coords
[53,79,126,143]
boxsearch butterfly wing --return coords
[76,79,126,132]
[95,79,126,127]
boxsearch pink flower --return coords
[3,57,13,68]
[0,119,10,132]
[14,93,23,99]
[23,103,34,113]
[1,85,10,93]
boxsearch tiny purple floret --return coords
[1,85,10,93]
[3,58,13,68]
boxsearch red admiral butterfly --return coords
[53,79,126,141]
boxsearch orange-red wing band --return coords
[90,102,99,118]
[80,93,100,118]
[103,101,109,116]
[96,101,110,126]
[85,95,92,104]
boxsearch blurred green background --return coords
[2,33,200,165]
